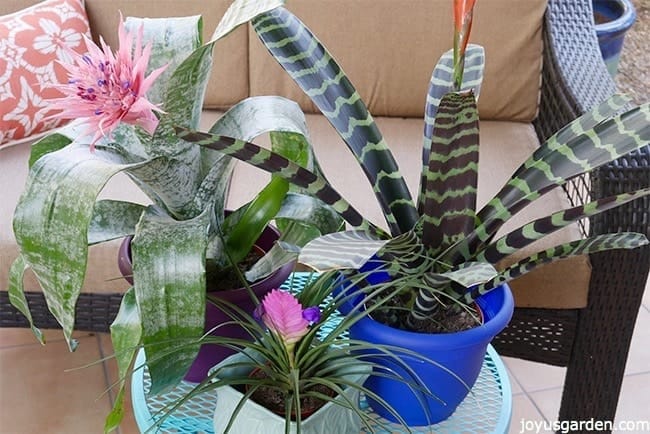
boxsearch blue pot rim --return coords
[594,0,637,35]
[341,283,514,350]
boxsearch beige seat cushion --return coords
[0,111,590,309]
[248,0,546,122]
[218,111,590,309]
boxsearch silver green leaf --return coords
[12,145,145,349]
[7,255,44,345]
[88,200,146,245]
[132,207,210,394]
[299,231,389,272]
[209,0,285,42]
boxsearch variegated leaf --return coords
[7,255,44,345]
[423,44,484,167]
[28,133,72,168]
[451,102,650,262]
[475,188,650,264]
[12,145,147,349]
[465,232,650,303]
[419,91,479,253]
[299,231,390,272]
[176,128,385,237]
[132,207,210,394]
[411,262,498,320]
[252,7,418,235]
[209,0,285,42]
[105,288,141,433]
[88,200,146,245]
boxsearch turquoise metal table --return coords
[131,273,513,433]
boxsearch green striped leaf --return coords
[448,102,650,262]
[176,127,385,237]
[410,262,498,321]
[252,7,418,235]
[423,45,484,168]
[476,188,650,264]
[419,92,479,253]
[299,231,390,272]
[465,232,650,303]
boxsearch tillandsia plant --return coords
[7,1,342,426]
[176,0,650,331]
[150,272,454,434]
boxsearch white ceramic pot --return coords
[211,352,369,434]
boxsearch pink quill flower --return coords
[48,16,167,150]
[258,289,320,348]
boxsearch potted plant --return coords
[175,0,650,425]
[146,271,446,434]
[593,0,637,76]
[6,3,342,430]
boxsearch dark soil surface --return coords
[205,247,264,292]
[247,368,334,420]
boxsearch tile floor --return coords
[1,278,648,434]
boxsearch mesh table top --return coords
[131,273,512,433]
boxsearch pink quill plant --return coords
[255,289,321,367]
[48,16,167,150]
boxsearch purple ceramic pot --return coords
[117,223,294,383]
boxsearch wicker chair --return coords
[1,0,648,432]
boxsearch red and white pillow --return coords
[0,0,91,148]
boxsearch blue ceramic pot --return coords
[337,274,514,425]
[593,0,637,76]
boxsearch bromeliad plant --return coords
[8,1,341,419]
[176,0,650,331]
[154,271,451,434]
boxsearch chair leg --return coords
[557,247,649,433]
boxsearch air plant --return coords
[8,4,342,429]
[176,0,650,331]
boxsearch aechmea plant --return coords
[176,0,649,331]
[8,2,341,417]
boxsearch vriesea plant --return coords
[176,0,650,331]
[7,1,342,423]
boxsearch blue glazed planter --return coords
[337,274,514,426]
[593,0,637,76]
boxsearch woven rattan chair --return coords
[1,0,648,432]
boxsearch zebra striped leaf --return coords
[252,7,418,235]
[448,102,650,262]
[464,232,649,303]
[476,188,650,264]
[423,44,484,168]
[419,91,479,253]
[176,127,386,237]
[299,231,390,272]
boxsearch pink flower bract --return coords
[260,289,315,346]
[48,16,167,150]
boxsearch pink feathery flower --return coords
[48,15,167,150]
[259,289,320,347]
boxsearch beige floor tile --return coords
[614,373,650,433]
[506,366,523,395]
[502,357,566,393]
[509,394,553,434]
[0,327,94,348]
[0,335,112,434]
[623,307,650,375]
[528,387,563,423]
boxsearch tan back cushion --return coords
[249,0,547,121]
[84,0,248,110]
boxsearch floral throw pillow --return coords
[0,0,90,147]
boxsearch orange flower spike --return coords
[453,0,477,90]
